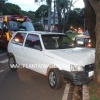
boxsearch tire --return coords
[48,68,63,89]
[8,55,18,71]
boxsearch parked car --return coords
[7,31,95,89]
[75,31,91,48]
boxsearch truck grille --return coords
[84,64,94,72]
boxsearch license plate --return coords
[88,71,94,77]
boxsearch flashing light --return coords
[12,16,26,22]
[4,16,8,22]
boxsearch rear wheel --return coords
[8,55,17,71]
[48,68,63,89]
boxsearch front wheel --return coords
[8,55,18,71]
[48,68,63,89]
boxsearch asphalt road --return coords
[0,48,67,100]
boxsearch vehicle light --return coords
[14,38,19,42]
[88,39,91,43]
[88,43,91,47]
[77,41,84,44]
[70,64,83,72]
[86,43,91,48]
[16,18,24,21]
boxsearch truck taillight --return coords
[85,42,91,48]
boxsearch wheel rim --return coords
[9,57,15,67]
[49,71,56,86]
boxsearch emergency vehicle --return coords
[0,15,35,47]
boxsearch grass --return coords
[89,81,100,100]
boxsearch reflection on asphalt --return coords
[0,63,66,100]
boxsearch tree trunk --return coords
[94,12,100,84]
[56,0,63,33]
[62,0,66,33]
[53,0,56,31]
[83,0,96,48]
[86,0,100,84]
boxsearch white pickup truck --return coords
[7,31,95,89]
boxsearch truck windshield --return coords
[42,34,75,49]
[8,21,34,31]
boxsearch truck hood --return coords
[44,47,95,66]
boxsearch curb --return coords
[82,85,90,100]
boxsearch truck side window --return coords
[25,34,42,50]
[12,33,26,46]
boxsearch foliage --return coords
[35,0,52,32]
[4,3,21,15]
[0,0,7,15]
[68,8,84,31]
[35,5,48,19]
[56,0,71,32]
[89,81,100,100]
[34,23,44,31]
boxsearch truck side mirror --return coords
[3,21,8,32]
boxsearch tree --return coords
[56,0,81,32]
[35,0,52,32]
[5,3,21,15]
[0,0,7,15]
[83,0,96,48]
[56,0,71,32]
[35,5,48,19]
[83,0,100,84]
[68,8,84,31]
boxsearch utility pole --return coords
[48,1,52,32]
[53,0,56,32]
[62,0,66,33]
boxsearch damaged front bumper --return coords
[61,70,93,85]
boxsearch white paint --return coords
[0,59,8,63]
[62,84,70,100]
[82,85,90,100]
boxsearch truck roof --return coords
[0,15,29,21]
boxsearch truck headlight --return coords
[89,39,91,43]
[70,65,83,72]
